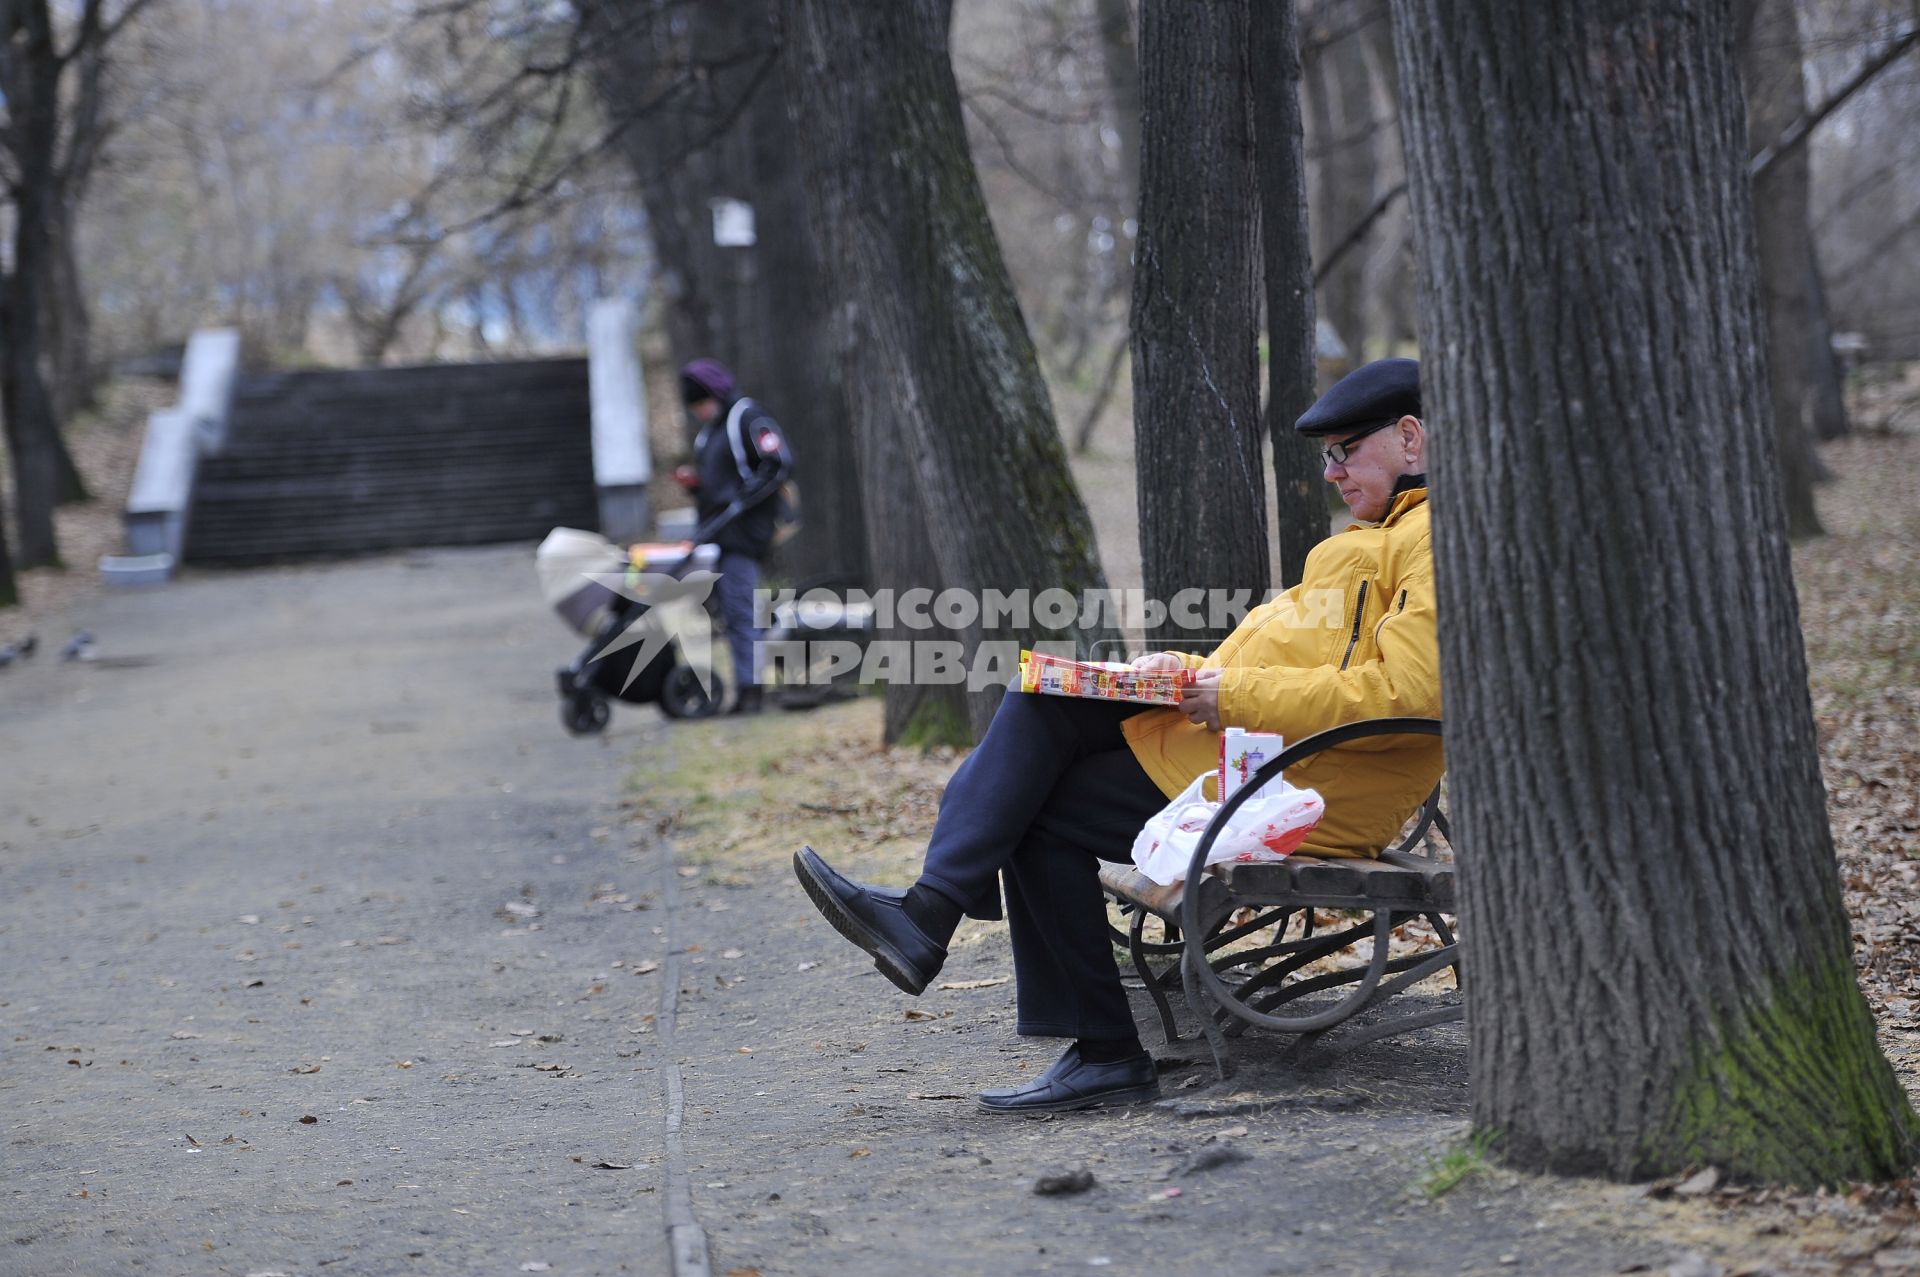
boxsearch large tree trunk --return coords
[784,0,1116,743]
[0,482,16,608]
[583,0,729,383]
[1132,0,1268,647]
[1736,0,1826,536]
[743,23,869,587]
[46,205,100,445]
[1251,0,1328,591]
[1391,0,1915,1183]
[1355,0,1416,354]
[585,0,868,585]
[1094,0,1142,218]
[0,279,19,605]
[1803,241,1851,441]
[2,2,67,569]
[1301,3,1376,363]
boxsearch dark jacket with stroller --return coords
[693,397,793,557]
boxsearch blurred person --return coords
[675,358,795,715]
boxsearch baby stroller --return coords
[540,528,727,734]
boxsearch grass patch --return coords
[1416,1129,1499,1199]
[622,698,964,887]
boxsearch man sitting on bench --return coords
[793,357,1444,1113]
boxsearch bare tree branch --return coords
[1312,180,1404,287]
[398,38,781,244]
[1750,19,1919,180]
[960,80,1100,128]
[961,94,1092,211]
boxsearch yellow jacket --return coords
[1121,486,1443,859]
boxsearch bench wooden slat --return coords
[1103,854,1455,914]
[1378,849,1457,912]
[1097,861,1231,924]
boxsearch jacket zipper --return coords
[1373,589,1408,650]
[1339,580,1370,671]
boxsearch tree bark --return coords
[1252,0,1329,590]
[1,0,68,568]
[583,0,728,378]
[0,271,21,605]
[1132,0,1268,647]
[585,0,869,587]
[1802,238,1850,442]
[1093,0,1142,219]
[1736,0,1826,536]
[1301,2,1376,362]
[0,481,17,608]
[1355,0,1415,353]
[46,201,100,448]
[784,0,1116,742]
[1391,0,1916,1183]
[744,14,869,587]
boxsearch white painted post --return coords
[588,299,653,544]
[103,327,242,585]
[179,329,241,450]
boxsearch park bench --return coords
[1099,717,1459,1078]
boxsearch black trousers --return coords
[920,691,1172,1040]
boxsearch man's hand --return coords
[1182,668,1223,732]
[672,465,700,491]
[1131,651,1185,673]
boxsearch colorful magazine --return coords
[1016,649,1196,706]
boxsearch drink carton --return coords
[1219,728,1286,802]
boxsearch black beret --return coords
[1294,357,1421,436]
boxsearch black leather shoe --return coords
[977,1044,1161,1114]
[729,686,764,715]
[792,847,946,995]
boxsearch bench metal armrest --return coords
[1179,717,1446,1037]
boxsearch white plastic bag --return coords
[1130,772,1325,887]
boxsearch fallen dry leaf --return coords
[1674,1167,1721,1197]
[849,1146,871,1158]
[298,1115,317,1125]
[903,1010,937,1022]
[936,977,1010,990]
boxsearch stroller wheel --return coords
[659,665,724,720]
[562,691,611,736]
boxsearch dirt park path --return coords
[4,547,1912,1277]
[2,547,677,1276]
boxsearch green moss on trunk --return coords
[893,697,973,752]
[1655,958,1918,1186]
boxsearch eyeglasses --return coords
[1320,420,1394,467]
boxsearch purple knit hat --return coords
[680,357,736,404]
